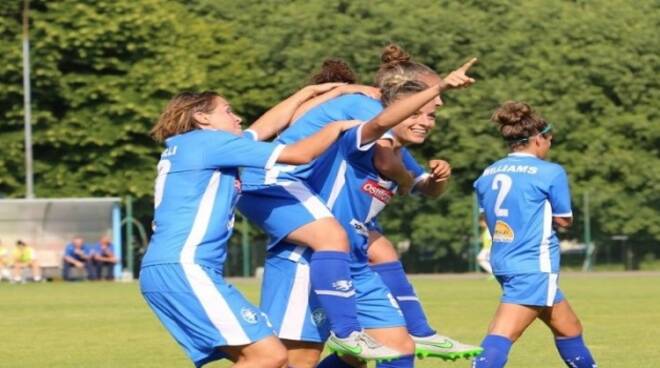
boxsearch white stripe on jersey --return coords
[326,160,348,209]
[288,245,307,263]
[546,273,558,306]
[265,144,286,170]
[539,200,553,272]
[280,181,333,220]
[279,262,311,340]
[179,171,251,345]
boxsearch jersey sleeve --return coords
[548,166,572,217]
[338,123,375,160]
[204,132,285,170]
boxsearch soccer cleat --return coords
[327,330,403,362]
[413,334,483,361]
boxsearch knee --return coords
[310,222,350,253]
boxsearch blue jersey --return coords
[241,94,424,187]
[473,152,572,274]
[306,124,397,265]
[64,244,92,259]
[141,129,283,270]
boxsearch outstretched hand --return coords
[442,58,477,89]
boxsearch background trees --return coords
[1,0,657,272]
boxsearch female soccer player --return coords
[304,71,475,368]
[139,84,360,368]
[301,48,483,362]
[472,101,597,368]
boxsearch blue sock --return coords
[555,335,597,368]
[376,354,415,367]
[316,353,354,368]
[310,251,361,338]
[473,335,512,368]
[371,261,435,337]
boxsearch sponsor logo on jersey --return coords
[361,179,394,203]
[241,307,258,324]
[493,220,515,243]
[311,308,327,327]
[332,279,353,292]
[350,219,369,237]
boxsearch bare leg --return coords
[221,335,288,368]
[487,303,540,342]
[281,340,323,368]
[286,217,350,252]
[367,231,399,264]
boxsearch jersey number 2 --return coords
[492,174,512,217]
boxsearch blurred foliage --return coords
[0,0,657,272]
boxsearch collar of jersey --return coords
[508,152,536,158]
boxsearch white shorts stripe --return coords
[279,263,311,340]
[280,181,333,220]
[179,171,250,345]
[546,273,558,306]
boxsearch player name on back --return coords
[483,164,538,176]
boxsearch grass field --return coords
[1,272,659,367]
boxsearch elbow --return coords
[553,217,573,228]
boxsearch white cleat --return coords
[327,330,404,362]
[413,334,483,361]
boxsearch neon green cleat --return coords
[413,334,483,361]
[327,330,404,362]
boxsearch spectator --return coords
[91,235,117,280]
[0,239,10,281]
[12,240,42,283]
[62,236,93,281]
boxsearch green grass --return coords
[1,273,659,367]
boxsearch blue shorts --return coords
[260,255,405,343]
[496,272,565,307]
[140,264,274,367]
[238,181,333,248]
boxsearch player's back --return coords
[473,153,571,275]
[241,94,382,186]
[143,130,242,269]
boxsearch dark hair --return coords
[381,80,428,107]
[375,43,436,89]
[491,101,548,149]
[310,58,357,84]
[151,91,221,142]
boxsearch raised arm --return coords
[246,83,345,141]
[276,120,361,165]
[361,58,478,144]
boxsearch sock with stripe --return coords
[555,334,597,368]
[376,354,415,367]
[310,251,361,338]
[316,353,354,368]
[371,261,435,337]
[473,334,512,368]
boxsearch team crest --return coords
[332,280,353,292]
[240,307,258,324]
[493,220,515,243]
[311,308,327,327]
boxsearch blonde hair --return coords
[374,43,436,89]
[151,91,221,142]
